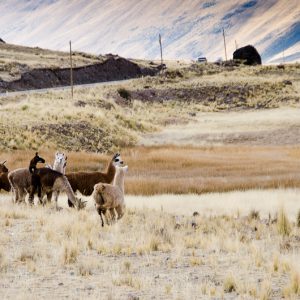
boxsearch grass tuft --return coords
[277,207,291,236]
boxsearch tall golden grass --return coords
[1,145,300,195]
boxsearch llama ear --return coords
[1,160,6,165]
[35,152,38,156]
[55,151,59,156]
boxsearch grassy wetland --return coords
[0,48,300,299]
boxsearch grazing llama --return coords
[26,152,84,209]
[8,153,45,203]
[0,161,10,192]
[29,167,86,210]
[66,153,123,207]
[92,165,128,227]
[8,152,65,204]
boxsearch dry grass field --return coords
[1,145,300,195]
[0,62,300,152]
[0,194,299,299]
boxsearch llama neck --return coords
[60,176,77,205]
[53,161,65,174]
[113,170,125,194]
[106,161,116,183]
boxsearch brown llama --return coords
[29,152,46,199]
[0,161,10,192]
[66,153,123,207]
[92,165,128,227]
[28,167,86,210]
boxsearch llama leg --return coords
[47,192,53,203]
[54,191,61,210]
[115,205,125,220]
[18,189,25,204]
[39,191,46,206]
[28,187,35,205]
[109,208,116,223]
[12,187,18,203]
[68,198,75,208]
[96,207,105,227]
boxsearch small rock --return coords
[58,282,63,286]
[283,80,292,86]
[74,100,87,107]
[70,271,75,276]
[193,211,199,217]
[127,295,139,300]
[174,223,181,230]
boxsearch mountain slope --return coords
[0,0,299,63]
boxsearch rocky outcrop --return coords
[233,45,262,65]
[0,38,5,44]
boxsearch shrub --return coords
[277,207,291,236]
[296,210,300,228]
[117,87,131,100]
[223,274,237,293]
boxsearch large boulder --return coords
[233,45,262,65]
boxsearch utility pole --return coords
[222,28,228,62]
[159,33,163,65]
[235,40,238,51]
[69,40,74,100]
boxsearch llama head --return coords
[76,197,87,210]
[33,152,45,164]
[53,152,67,173]
[112,153,124,167]
[0,160,8,173]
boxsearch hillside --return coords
[0,43,159,91]
[0,0,299,63]
[0,62,300,152]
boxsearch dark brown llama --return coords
[66,153,123,207]
[29,152,45,200]
[0,160,10,192]
[29,167,86,210]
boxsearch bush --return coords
[297,210,300,228]
[277,207,291,236]
[117,88,131,100]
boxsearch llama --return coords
[0,161,10,192]
[66,153,123,207]
[28,167,86,210]
[92,165,128,227]
[0,161,8,173]
[8,153,45,203]
[29,153,46,199]
[44,152,67,203]
[8,152,65,204]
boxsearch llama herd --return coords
[0,152,128,226]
